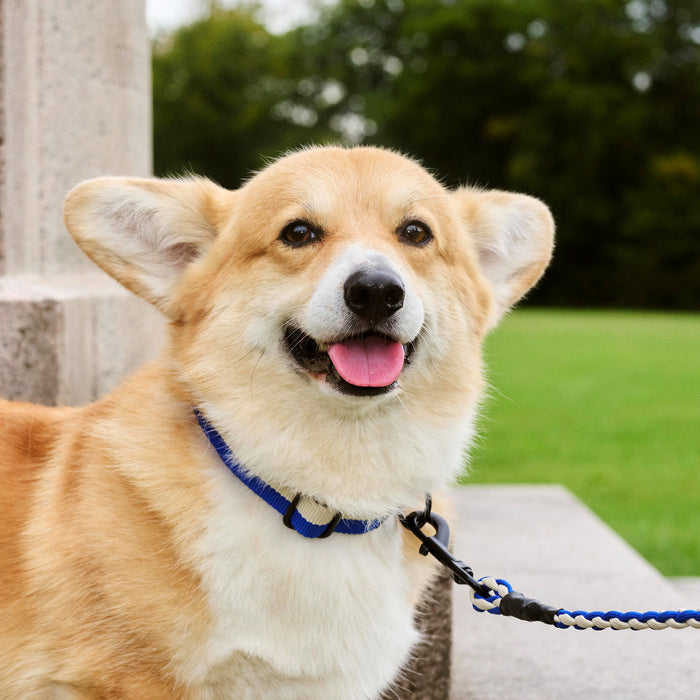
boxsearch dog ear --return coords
[451,187,554,329]
[64,176,231,317]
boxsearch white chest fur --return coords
[181,464,420,700]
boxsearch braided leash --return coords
[400,497,700,631]
[470,576,700,630]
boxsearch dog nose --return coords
[344,267,405,322]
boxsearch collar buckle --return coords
[283,492,343,538]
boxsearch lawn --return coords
[464,309,700,577]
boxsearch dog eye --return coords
[279,220,321,247]
[399,220,433,247]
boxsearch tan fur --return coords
[0,146,553,698]
[1,373,211,697]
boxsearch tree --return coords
[152,0,700,308]
[153,5,310,188]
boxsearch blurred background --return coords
[147,0,699,575]
[150,0,700,309]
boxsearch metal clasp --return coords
[283,492,342,538]
[399,494,492,598]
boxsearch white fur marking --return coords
[304,244,424,343]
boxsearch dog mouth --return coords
[284,325,416,397]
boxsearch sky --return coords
[146,0,321,35]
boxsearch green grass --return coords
[464,309,700,576]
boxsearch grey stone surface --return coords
[0,0,151,276]
[0,275,164,406]
[0,295,62,404]
[671,578,700,603]
[450,485,700,700]
[0,0,163,406]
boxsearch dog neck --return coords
[194,409,384,539]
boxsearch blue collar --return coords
[195,410,383,539]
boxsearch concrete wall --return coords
[0,0,164,405]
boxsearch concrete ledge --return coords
[0,275,164,405]
[450,485,700,700]
[671,578,700,601]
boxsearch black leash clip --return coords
[399,494,492,599]
[400,494,559,625]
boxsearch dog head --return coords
[63,146,553,513]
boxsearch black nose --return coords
[344,267,405,323]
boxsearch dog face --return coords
[177,147,492,407]
[63,146,553,514]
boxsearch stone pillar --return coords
[0,0,163,405]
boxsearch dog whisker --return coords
[248,349,266,401]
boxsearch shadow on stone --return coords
[382,566,453,700]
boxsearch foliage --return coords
[152,0,700,308]
[153,5,307,187]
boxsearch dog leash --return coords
[400,495,700,630]
[196,410,700,629]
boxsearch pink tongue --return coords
[327,336,405,388]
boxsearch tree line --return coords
[153,0,700,309]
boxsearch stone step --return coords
[671,577,700,602]
[449,485,700,700]
[0,275,163,406]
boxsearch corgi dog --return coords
[0,146,553,699]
